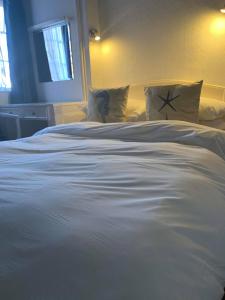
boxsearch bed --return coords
[0,120,225,299]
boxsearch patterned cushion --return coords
[88,86,129,123]
[145,81,203,123]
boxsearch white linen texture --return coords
[0,120,225,300]
[199,97,225,121]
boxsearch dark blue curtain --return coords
[3,0,37,103]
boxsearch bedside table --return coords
[0,101,86,140]
[0,113,20,140]
[0,113,48,140]
[19,116,48,138]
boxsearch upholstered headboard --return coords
[127,80,225,111]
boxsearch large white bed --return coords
[0,120,225,299]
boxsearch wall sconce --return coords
[221,4,225,13]
[89,29,101,41]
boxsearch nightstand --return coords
[0,101,86,140]
[0,113,48,140]
[19,116,48,138]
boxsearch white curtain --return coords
[0,4,11,90]
[43,25,69,82]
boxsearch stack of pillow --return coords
[199,98,225,130]
[76,81,225,130]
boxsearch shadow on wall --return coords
[99,1,140,37]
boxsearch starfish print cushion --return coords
[88,86,130,123]
[145,81,203,123]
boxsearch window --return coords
[0,3,11,90]
[43,25,72,82]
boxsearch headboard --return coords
[127,80,225,110]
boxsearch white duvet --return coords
[0,120,225,300]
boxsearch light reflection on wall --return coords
[210,17,225,35]
[89,7,225,88]
[101,43,111,55]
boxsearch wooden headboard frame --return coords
[127,80,225,109]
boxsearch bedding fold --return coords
[36,120,225,160]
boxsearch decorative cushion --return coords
[88,86,129,123]
[145,81,203,123]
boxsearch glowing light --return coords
[210,17,225,35]
[221,6,225,13]
[95,36,101,41]
[89,29,101,42]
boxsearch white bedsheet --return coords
[0,120,225,300]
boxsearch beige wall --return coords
[89,0,225,89]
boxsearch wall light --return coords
[221,4,225,13]
[89,29,101,42]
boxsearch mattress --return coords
[0,120,225,300]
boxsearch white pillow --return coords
[54,103,87,124]
[126,99,146,122]
[199,98,225,121]
[126,110,146,122]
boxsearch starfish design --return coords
[158,90,180,112]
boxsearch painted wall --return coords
[0,92,9,105]
[89,0,225,88]
[86,0,103,88]
[25,0,84,103]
